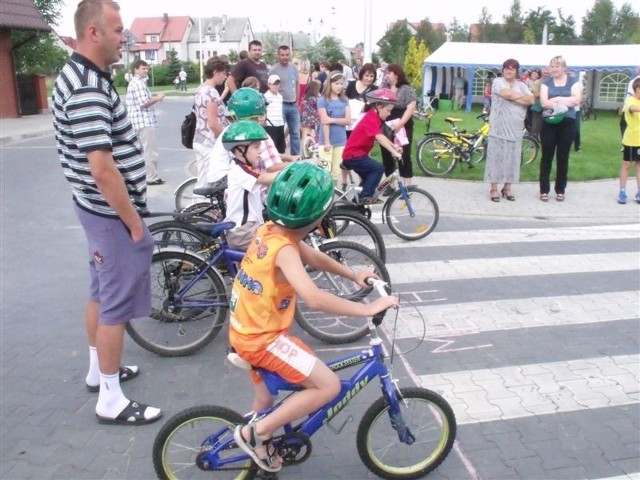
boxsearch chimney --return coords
[222,15,228,26]
[163,13,168,23]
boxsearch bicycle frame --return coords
[160,222,244,310]
[197,334,413,470]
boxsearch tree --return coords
[474,7,503,43]
[414,18,446,53]
[377,20,413,64]
[403,37,429,93]
[612,3,640,43]
[166,49,182,82]
[314,37,346,65]
[447,18,470,42]
[502,0,525,43]
[581,0,618,44]
[12,0,68,75]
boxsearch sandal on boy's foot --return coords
[539,193,549,202]
[96,400,162,425]
[556,193,565,202]
[234,425,282,473]
[86,365,140,392]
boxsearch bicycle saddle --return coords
[193,176,228,197]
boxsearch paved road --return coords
[1,103,639,479]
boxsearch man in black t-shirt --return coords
[227,40,269,93]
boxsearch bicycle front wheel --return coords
[323,207,386,263]
[416,135,456,177]
[174,177,198,210]
[295,241,390,344]
[126,250,228,357]
[357,387,456,480]
[384,186,439,241]
[153,405,257,480]
[521,134,540,165]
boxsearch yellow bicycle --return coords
[415,113,540,177]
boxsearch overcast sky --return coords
[56,0,634,46]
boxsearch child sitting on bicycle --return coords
[222,121,280,250]
[229,161,398,472]
[342,88,403,205]
[206,88,298,186]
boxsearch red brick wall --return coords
[0,29,19,118]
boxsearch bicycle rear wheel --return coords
[416,135,456,177]
[295,241,390,344]
[175,177,198,210]
[322,207,386,263]
[384,186,439,241]
[126,250,228,357]
[357,387,456,480]
[149,220,209,251]
[153,405,257,480]
[521,134,540,165]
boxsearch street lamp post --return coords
[308,17,324,46]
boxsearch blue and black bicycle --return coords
[152,279,456,479]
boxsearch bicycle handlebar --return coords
[365,277,390,326]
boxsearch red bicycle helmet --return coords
[366,88,398,105]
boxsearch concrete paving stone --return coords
[545,465,590,479]
[611,457,640,476]
[506,385,549,407]
[559,378,614,401]
[488,396,531,420]
[529,439,581,470]
[1,459,65,480]
[474,378,520,401]
[486,431,537,461]
[545,388,587,411]
[504,455,548,479]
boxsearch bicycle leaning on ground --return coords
[334,157,440,241]
[415,113,540,177]
[152,278,457,480]
[127,222,391,356]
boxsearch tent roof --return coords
[424,42,640,71]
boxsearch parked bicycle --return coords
[334,158,439,241]
[127,223,390,356]
[152,278,457,480]
[581,96,597,121]
[416,113,540,177]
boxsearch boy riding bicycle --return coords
[229,162,398,472]
[342,88,403,205]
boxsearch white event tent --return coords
[421,42,640,111]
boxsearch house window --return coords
[145,50,156,61]
[148,35,158,43]
[209,35,216,42]
[598,72,630,103]
[196,51,201,60]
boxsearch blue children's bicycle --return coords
[152,279,456,479]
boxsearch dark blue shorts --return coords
[74,205,154,325]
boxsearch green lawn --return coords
[391,106,623,182]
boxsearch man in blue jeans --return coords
[342,88,403,205]
[269,45,301,155]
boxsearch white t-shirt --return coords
[264,91,285,127]
[224,160,265,227]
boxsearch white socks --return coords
[95,371,129,418]
[85,346,100,386]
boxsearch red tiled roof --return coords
[130,16,191,43]
[0,0,51,32]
